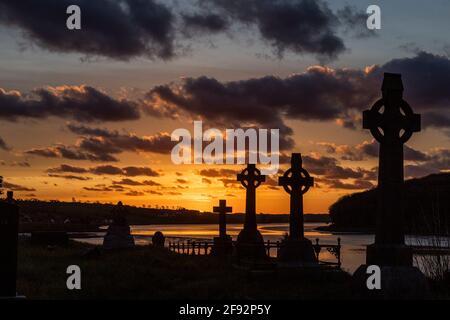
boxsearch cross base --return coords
[0,294,26,300]
[235,228,267,261]
[366,243,413,267]
[211,236,233,256]
[278,238,318,264]
[352,265,429,299]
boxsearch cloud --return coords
[26,144,118,162]
[0,137,11,151]
[48,174,91,181]
[0,86,140,122]
[319,140,428,162]
[404,148,450,178]
[203,0,348,59]
[47,164,87,174]
[0,0,175,60]
[202,178,212,184]
[182,13,229,35]
[68,124,174,155]
[0,0,373,61]
[112,178,161,187]
[317,177,374,190]
[2,181,36,192]
[147,51,450,147]
[199,168,237,178]
[27,124,173,163]
[124,190,145,196]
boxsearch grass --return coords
[17,240,353,300]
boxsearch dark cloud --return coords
[199,168,237,178]
[26,144,117,162]
[0,0,175,60]
[317,177,374,190]
[47,164,87,174]
[320,140,429,162]
[0,86,140,122]
[112,178,161,187]
[89,165,124,175]
[48,164,161,178]
[182,13,228,35]
[203,0,346,59]
[0,136,10,151]
[48,174,91,181]
[122,166,159,177]
[124,190,145,196]
[68,124,174,155]
[202,177,212,184]
[147,52,450,146]
[337,5,376,39]
[2,181,36,192]
[27,124,173,163]
[404,148,450,178]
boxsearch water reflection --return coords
[74,223,449,274]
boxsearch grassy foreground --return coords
[17,240,353,300]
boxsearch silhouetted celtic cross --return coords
[279,153,313,195]
[363,74,420,144]
[237,164,266,189]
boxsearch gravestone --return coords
[235,164,267,260]
[0,192,19,297]
[353,73,428,298]
[211,200,233,256]
[278,153,317,264]
[103,201,135,250]
[363,73,420,266]
[152,231,165,248]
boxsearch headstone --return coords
[354,73,428,298]
[103,201,135,250]
[235,164,267,260]
[152,231,165,248]
[278,153,317,264]
[362,73,420,266]
[0,192,19,297]
[211,200,233,256]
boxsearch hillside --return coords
[8,199,329,232]
[327,173,450,234]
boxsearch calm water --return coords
[75,222,449,274]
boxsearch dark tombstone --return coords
[103,201,135,250]
[362,73,421,266]
[211,200,233,256]
[278,153,317,264]
[152,231,165,248]
[235,164,267,260]
[0,191,19,297]
[353,73,428,298]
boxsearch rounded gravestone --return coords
[152,231,165,247]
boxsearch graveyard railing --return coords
[312,238,342,268]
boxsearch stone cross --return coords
[213,199,232,238]
[237,164,266,231]
[0,191,19,297]
[279,153,314,240]
[363,73,421,265]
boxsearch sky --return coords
[0,0,449,214]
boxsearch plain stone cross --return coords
[363,73,421,265]
[237,164,266,231]
[213,199,232,238]
[279,153,314,240]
